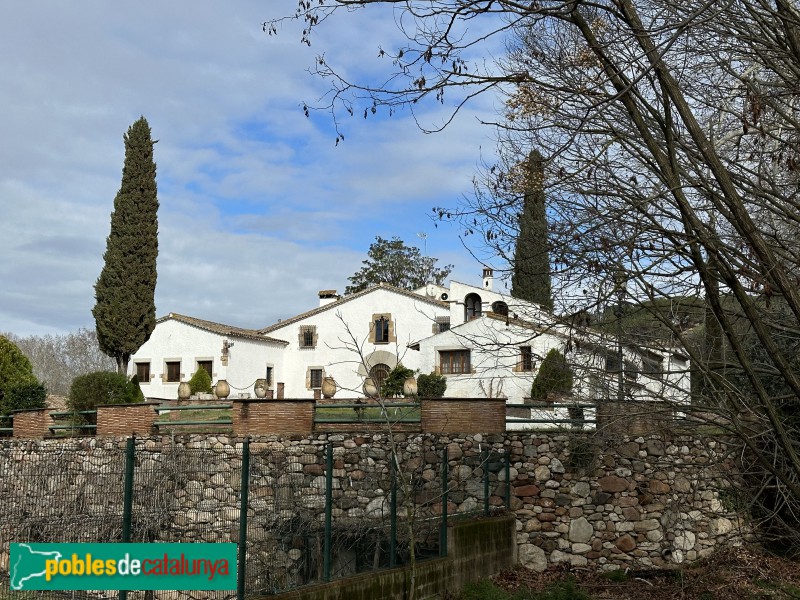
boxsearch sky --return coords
[0,1,508,336]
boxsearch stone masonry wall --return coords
[0,431,745,587]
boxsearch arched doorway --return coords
[369,363,391,391]
[465,293,482,321]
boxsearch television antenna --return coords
[417,232,431,284]
[417,232,428,256]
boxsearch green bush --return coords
[129,374,145,403]
[188,367,212,395]
[0,335,38,397]
[417,372,447,398]
[0,382,47,427]
[68,371,144,413]
[381,363,415,398]
[530,348,573,401]
[1,382,47,412]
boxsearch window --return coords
[197,360,212,377]
[135,362,150,382]
[165,361,181,383]
[491,301,509,316]
[624,360,639,381]
[310,368,323,389]
[299,325,317,349]
[265,366,273,386]
[375,316,390,343]
[520,346,533,372]
[464,294,482,321]
[642,355,663,380]
[440,350,471,375]
[369,363,391,390]
[435,317,451,333]
[370,313,394,343]
[605,354,622,373]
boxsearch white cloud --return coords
[0,0,502,336]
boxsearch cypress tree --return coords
[511,149,553,310]
[93,117,158,375]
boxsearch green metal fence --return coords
[0,437,511,599]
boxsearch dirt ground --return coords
[490,546,800,599]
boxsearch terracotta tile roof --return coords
[159,313,289,345]
[258,283,448,334]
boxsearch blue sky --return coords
[0,1,508,335]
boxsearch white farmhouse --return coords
[256,284,450,398]
[131,284,449,400]
[131,313,287,399]
[130,268,691,426]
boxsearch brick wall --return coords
[421,398,506,433]
[232,399,315,435]
[12,409,51,438]
[96,403,158,436]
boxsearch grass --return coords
[155,408,231,423]
[314,405,420,422]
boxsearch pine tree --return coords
[93,117,158,375]
[345,236,453,295]
[511,150,553,310]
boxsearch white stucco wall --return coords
[265,287,450,398]
[447,281,549,328]
[416,316,571,405]
[130,319,284,400]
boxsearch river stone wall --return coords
[0,431,745,587]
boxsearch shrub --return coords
[0,382,47,427]
[530,348,573,401]
[0,335,38,395]
[68,371,144,413]
[0,336,43,425]
[188,367,212,395]
[417,372,447,398]
[129,374,145,403]
[1,382,47,412]
[381,363,415,398]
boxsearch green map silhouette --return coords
[10,544,62,590]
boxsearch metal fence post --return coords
[440,446,448,558]
[390,453,397,569]
[505,450,511,510]
[323,443,333,582]
[119,436,135,600]
[482,450,489,517]
[237,437,250,600]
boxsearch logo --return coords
[10,543,237,591]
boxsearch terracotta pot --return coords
[215,379,231,399]
[254,379,268,398]
[321,376,337,399]
[362,377,379,398]
[403,376,418,397]
[177,381,191,400]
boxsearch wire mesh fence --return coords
[0,437,511,599]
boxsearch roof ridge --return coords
[258,283,447,334]
[159,312,288,345]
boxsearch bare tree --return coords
[5,329,116,396]
[269,0,800,551]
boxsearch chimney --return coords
[482,268,494,291]
[318,290,338,307]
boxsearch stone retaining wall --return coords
[0,430,744,585]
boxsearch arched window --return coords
[369,363,391,391]
[465,293,482,321]
[491,301,509,316]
